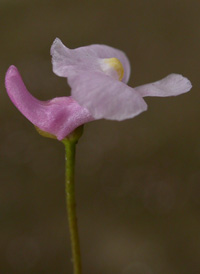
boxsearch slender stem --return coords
[63,139,82,274]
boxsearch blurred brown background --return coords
[0,0,199,273]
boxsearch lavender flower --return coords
[5,38,192,140]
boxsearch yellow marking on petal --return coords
[104,58,124,81]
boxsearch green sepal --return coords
[62,126,84,144]
[34,125,84,143]
[34,126,57,139]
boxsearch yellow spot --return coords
[104,57,124,81]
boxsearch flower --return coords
[5,38,192,140]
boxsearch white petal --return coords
[68,72,147,121]
[134,74,192,97]
[51,38,131,83]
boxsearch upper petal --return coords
[68,71,147,121]
[5,66,94,140]
[134,74,192,97]
[51,38,131,84]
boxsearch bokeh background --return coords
[0,0,200,273]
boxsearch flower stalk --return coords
[62,127,83,274]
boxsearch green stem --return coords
[63,138,82,274]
